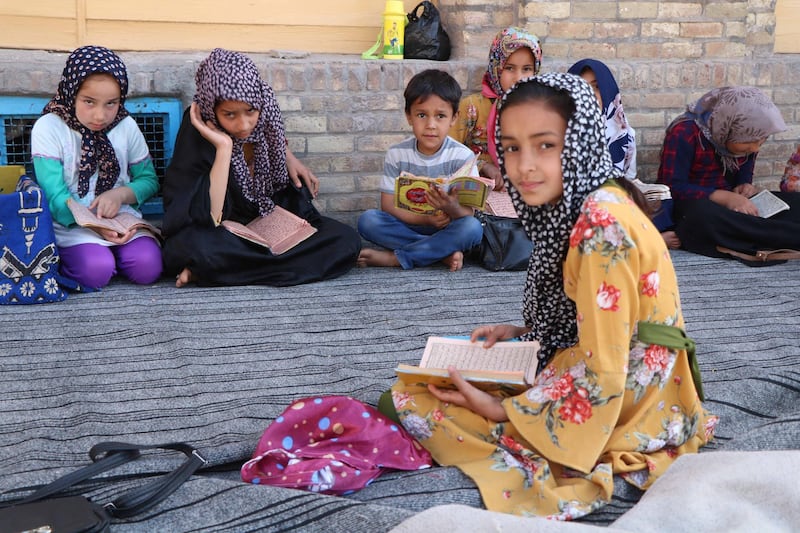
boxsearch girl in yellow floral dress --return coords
[388,73,718,520]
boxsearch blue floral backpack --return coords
[0,175,73,304]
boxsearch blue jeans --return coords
[357,209,483,269]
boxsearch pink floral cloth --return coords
[241,396,432,495]
[781,145,800,193]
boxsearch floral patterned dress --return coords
[448,93,494,167]
[391,185,718,519]
[781,144,800,193]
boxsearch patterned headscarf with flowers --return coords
[194,48,289,216]
[482,27,542,167]
[495,72,621,369]
[43,45,129,198]
[667,86,786,174]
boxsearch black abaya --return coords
[161,109,360,286]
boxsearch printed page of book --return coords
[220,220,270,247]
[485,190,518,218]
[224,206,317,255]
[750,190,790,218]
[68,199,156,234]
[419,336,540,382]
[447,156,478,179]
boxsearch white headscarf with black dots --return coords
[495,72,622,370]
[194,48,289,216]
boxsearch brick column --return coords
[438,0,519,60]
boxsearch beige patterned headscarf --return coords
[667,86,786,173]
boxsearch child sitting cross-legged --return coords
[357,69,483,272]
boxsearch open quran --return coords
[749,190,790,218]
[395,336,540,393]
[68,199,160,236]
[221,205,317,255]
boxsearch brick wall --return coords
[1,0,798,227]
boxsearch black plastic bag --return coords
[404,1,451,60]
[470,212,533,271]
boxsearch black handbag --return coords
[472,212,533,271]
[404,1,451,60]
[0,441,206,533]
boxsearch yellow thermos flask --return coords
[383,0,405,59]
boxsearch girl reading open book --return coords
[383,73,717,519]
[31,45,162,289]
[161,49,360,287]
[656,86,800,263]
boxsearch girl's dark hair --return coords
[500,79,575,124]
[498,79,652,215]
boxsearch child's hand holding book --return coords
[426,366,510,422]
[395,335,540,394]
[426,183,472,220]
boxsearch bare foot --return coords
[441,251,464,272]
[661,231,681,250]
[175,267,195,288]
[357,248,401,268]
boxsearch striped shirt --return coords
[380,136,477,194]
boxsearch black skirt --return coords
[161,109,361,286]
[673,191,800,265]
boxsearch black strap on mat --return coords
[8,441,206,518]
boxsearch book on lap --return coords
[749,190,790,218]
[67,198,160,236]
[394,157,493,214]
[220,205,317,255]
[395,336,540,393]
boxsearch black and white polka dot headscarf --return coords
[43,45,129,198]
[495,72,622,370]
[194,48,289,216]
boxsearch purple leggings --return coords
[59,236,163,289]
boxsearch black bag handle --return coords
[408,1,435,22]
[8,441,206,518]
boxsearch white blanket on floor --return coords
[389,450,800,533]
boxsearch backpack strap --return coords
[717,246,800,263]
[8,441,207,518]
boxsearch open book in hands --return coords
[67,198,160,237]
[749,190,790,218]
[395,336,541,393]
[630,179,672,202]
[394,157,493,215]
[220,205,317,255]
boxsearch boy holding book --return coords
[357,69,483,272]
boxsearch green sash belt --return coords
[637,321,704,401]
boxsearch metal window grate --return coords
[3,116,37,175]
[132,114,168,178]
